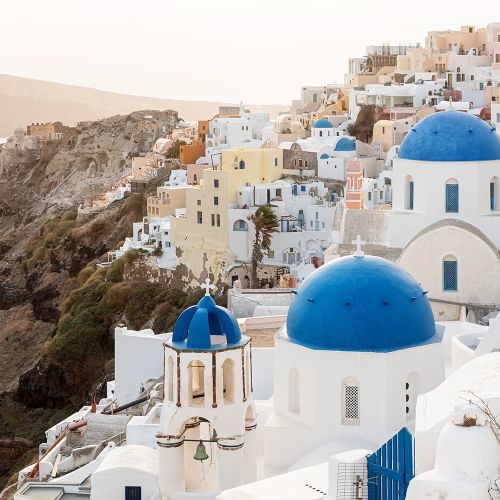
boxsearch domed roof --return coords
[399,111,500,162]
[334,137,356,152]
[172,294,242,350]
[286,255,438,352]
[319,153,330,159]
[313,118,334,129]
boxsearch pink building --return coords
[345,160,364,209]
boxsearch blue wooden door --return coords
[367,428,414,500]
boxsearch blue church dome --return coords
[313,118,334,129]
[399,111,500,162]
[172,294,242,350]
[286,255,439,352]
[319,153,330,159]
[334,137,356,152]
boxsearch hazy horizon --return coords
[1,1,499,104]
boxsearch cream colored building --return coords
[171,148,283,285]
[373,117,415,152]
[147,185,192,218]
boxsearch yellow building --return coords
[147,185,191,217]
[373,117,415,152]
[171,148,283,282]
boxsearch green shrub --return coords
[106,259,124,283]
[101,282,131,313]
[78,266,95,286]
[61,209,78,221]
[125,282,164,329]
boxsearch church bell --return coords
[193,440,209,462]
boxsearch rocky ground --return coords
[0,109,183,489]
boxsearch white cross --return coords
[352,234,366,257]
[201,278,216,296]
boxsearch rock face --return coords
[0,438,32,482]
[0,109,178,487]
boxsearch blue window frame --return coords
[301,185,306,192]
[239,160,245,169]
[409,181,414,210]
[443,259,457,291]
[491,182,495,211]
[445,183,459,213]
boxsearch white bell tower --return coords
[157,280,257,499]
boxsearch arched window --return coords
[319,130,323,137]
[167,356,174,402]
[233,220,248,232]
[222,358,235,404]
[188,360,205,406]
[445,179,459,213]
[443,255,458,292]
[490,177,499,211]
[405,175,414,210]
[405,372,421,421]
[288,368,300,415]
[342,377,360,425]
[239,160,246,169]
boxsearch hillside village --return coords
[1,21,500,500]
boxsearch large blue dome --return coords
[286,255,438,352]
[313,118,334,129]
[399,111,500,162]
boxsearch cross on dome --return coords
[201,278,216,296]
[352,235,366,257]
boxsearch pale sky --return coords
[1,1,498,104]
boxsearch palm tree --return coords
[247,205,279,288]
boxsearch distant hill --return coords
[0,74,288,136]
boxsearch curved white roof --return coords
[94,445,158,475]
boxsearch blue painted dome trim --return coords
[399,111,500,162]
[335,137,356,151]
[313,118,334,129]
[172,295,242,350]
[320,153,330,159]
[286,255,439,352]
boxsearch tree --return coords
[165,139,187,159]
[247,205,279,288]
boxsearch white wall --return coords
[114,328,168,406]
[264,332,443,469]
[390,158,500,249]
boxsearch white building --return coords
[228,179,336,278]
[201,108,271,166]
[389,110,500,309]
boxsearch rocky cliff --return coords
[0,109,181,489]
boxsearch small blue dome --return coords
[334,137,356,152]
[172,295,242,350]
[287,255,438,352]
[399,111,500,162]
[319,153,330,159]
[313,118,334,129]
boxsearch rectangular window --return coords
[443,260,458,291]
[276,189,282,197]
[211,214,215,226]
[274,157,278,166]
[214,196,219,206]
[479,82,484,90]
[197,200,201,206]
[214,179,219,188]
[343,384,359,424]
[490,182,495,211]
[216,214,221,227]
[409,181,414,210]
[445,184,459,213]
[301,185,306,192]
[197,211,203,224]
[125,486,142,500]
[268,250,274,258]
